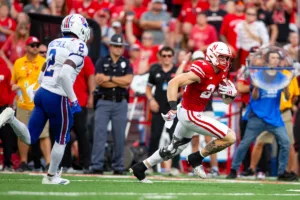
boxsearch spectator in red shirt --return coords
[69,0,100,19]
[220,0,245,55]
[126,14,161,68]
[0,4,16,48]
[0,21,29,71]
[61,56,95,173]
[177,0,209,36]
[188,12,218,52]
[0,57,17,171]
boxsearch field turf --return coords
[0,173,300,200]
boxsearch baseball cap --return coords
[26,36,40,46]
[112,21,121,28]
[152,0,164,3]
[109,34,125,46]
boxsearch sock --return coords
[212,166,219,172]
[10,117,31,145]
[187,151,204,168]
[48,142,66,176]
[146,150,164,167]
[143,161,149,169]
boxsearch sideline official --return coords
[90,34,133,174]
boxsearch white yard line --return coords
[2,175,300,185]
[287,189,300,192]
[1,191,300,197]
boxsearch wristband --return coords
[110,75,113,81]
[168,101,177,110]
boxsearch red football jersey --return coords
[181,60,228,112]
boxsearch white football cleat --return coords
[140,178,153,184]
[42,175,70,185]
[42,169,70,185]
[193,165,207,179]
[0,107,14,128]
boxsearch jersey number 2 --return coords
[200,84,215,99]
[44,49,56,77]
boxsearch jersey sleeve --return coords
[67,40,88,68]
[190,60,207,79]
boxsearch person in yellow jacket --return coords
[11,36,51,172]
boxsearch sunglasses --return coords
[29,43,40,48]
[162,54,173,58]
[39,51,47,54]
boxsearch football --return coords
[219,79,235,104]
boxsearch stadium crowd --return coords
[0,0,299,180]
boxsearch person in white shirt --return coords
[236,7,269,67]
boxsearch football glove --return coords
[161,110,177,129]
[218,80,237,97]
[71,100,82,114]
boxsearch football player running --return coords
[0,14,90,185]
[130,42,237,183]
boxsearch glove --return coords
[71,100,82,114]
[218,80,237,97]
[161,110,177,129]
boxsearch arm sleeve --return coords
[59,64,78,102]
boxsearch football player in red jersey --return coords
[130,42,237,183]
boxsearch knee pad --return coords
[159,136,191,161]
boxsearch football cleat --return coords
[42,168,70,185]
[193,165,207,179]
[0,107,14,128]
[130,162,152,184]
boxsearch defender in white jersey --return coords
[0,14,90,185]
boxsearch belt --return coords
[100,95,127,102]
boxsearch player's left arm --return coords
[59,42,88,102]
[167,71,200,109]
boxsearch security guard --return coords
[90,34,133,174]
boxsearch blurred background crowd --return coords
[0,0,299,179]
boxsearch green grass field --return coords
[0,173,300,200]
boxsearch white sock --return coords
[10,116,31,145]
[48,142,66,176]
[146,150,164,167]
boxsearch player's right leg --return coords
[130,120,194,183]
[183,109,237,178]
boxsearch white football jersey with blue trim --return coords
[41,37,88,96]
